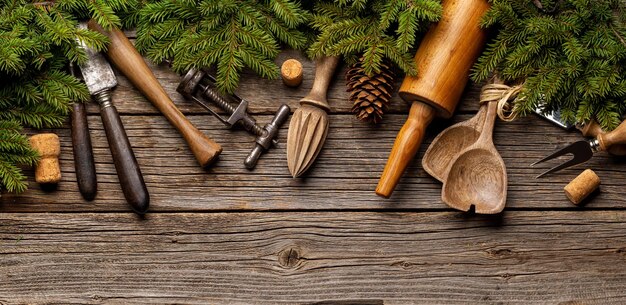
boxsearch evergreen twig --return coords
[473,0,626,130]
[307,0,442,76]
[0,0,133,193]
[134,0,308,94]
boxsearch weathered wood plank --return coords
[3,113,625,212]
[88,49,482,116]
[0,211,624,304]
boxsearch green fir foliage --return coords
[0,0,133,193]
[473,0,626,130]
[135,0,309,94]
[308,0,442,76]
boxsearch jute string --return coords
[479,83,524,122]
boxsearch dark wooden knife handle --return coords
[100,105,149,214]
[71,102,97,201]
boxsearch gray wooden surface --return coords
[1,47,625,304]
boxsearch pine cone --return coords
[346,58,395,124]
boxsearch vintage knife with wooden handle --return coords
[87,20,222,168]
[69,62,97,201]
[77,23,149,214]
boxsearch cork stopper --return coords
[29,133,61,184]
[281,59,303,87]
[564,169,600,205]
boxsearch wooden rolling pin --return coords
[376,0,490,198]
[88,21,222,167]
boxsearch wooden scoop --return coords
[441,101,507,214]
[422,104,488,182]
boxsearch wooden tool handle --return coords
[88,21,222,167]
[100,105,149,214]
[598,119,626,152]
[300,56,341,111]
[580,120,626,156]
[376,103,436,198]
[398,0,490,118]
[71,102,97,200]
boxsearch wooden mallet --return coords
[376,0,490,198]
[88,21,222,168]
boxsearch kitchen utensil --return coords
[441,101,507,214]
[77,25,149,214]
[422,103,488,182]
[87,20,222,168]
[287,56,340,178]
[579,119,626,156]
[68,62,97,200]
[376,0,490,198]
[533,119,626,178]
[533,106,575,130]
[177,69,290,169]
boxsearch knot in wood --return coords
[278,247,301,269]
[487,248,513,258]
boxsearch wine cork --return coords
[281,59,303,87]
[29,133,61,184]
[564,169,600,205]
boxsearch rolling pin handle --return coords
[376,102,436,198]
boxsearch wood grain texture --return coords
[2,41,626,303]
[0,212,625,304]
[2,113,625,212]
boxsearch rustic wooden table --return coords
[1,46,625,304]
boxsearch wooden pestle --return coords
[88,21,222,168]
[30,133,61,184]
[376,0,490,198]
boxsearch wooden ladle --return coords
[422,104,488,182]
[441,101,507,214]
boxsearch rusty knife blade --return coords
[76,23,117,95]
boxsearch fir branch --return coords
[0,0,133,193]
[307,0,442,76]
[473,0,626,130]
[135,0,308,94]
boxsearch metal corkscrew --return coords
[177,68,290,169]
